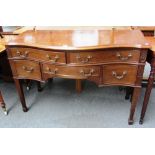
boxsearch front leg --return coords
[125,87,134,101]
[128,87,141,125]
[76,79,82,93]
[0,91,7,115]
[139,63,155,124]
[14,79,28,112]
[37,81,43,92]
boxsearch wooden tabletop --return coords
[0,38,5,53]
[5,29,150,50]
[0,26,23,53]
[0,26,23,35]
[0,35,18,53]
[0,45,5,53]
[132,26,155,31]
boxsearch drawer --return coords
[42,64,100,79]
[102,64,138,85]
[11,60,41,80]
[8,48,66,64]
[67,49,140,64]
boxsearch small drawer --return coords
[11,60,41,80]
[102,64,138,85]
[8,48,66,64]
[67,49,140,64]
[42,64,100,79]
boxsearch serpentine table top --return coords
[5,29,150,49]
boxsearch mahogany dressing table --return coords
[5,29,150,124]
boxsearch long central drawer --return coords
[42,63,101,79]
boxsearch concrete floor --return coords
[0,79,155,128]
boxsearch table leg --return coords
[139,64,155,124]
[0,91,7,115]
[128,87,141,125]
[76,79,82,93]
[14,79,28,112]
[37,81,43,92]
[125,87,134,102]
[25,79,32,91]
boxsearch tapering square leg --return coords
[139,71,154,124]
[37,81,43,92]
[128,87,141,125]
[14,79,28,112]
[125,87,134,102]
[76,79,82,93]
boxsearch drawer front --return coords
[67,50,140,64]
[102,64,138,85]
[9,48,66,64]
[12,60,41,80]
[42,64,100,79]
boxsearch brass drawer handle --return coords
[16,50,29,58]
[46,67,58,75]
[22,66,34,73]
[80,69,95,77]
[76,54,92,63]
[116,52,132,61]
[112,71,127,80]
[46,54,59,63]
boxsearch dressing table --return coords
[5,29,150,124]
